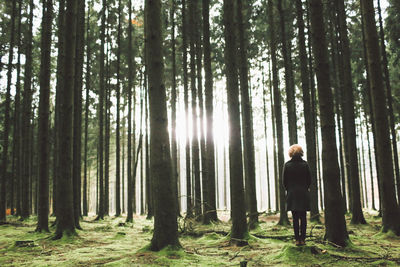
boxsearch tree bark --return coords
[295,0,319,221]
[20,0,35,220]
[223,0,248,245]
[146,0,180,251]
[277,0,297,145]
[54,0,78,239]
[36,0,53,232]
[203,0,218,222]
[268,0,288,225]
[309,0,348,246]
[237,0,258,229]
[361,0,400,235]
[0,0,17,222]
[377,0,400,204]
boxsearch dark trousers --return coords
[291,211,307,241]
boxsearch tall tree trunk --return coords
[115,0,122,217]
[11,0,23,216]
[295,0,319,221]
[336,0,365,224]
[194,0,207,224]
[73,0,85,228]
[268,0,288,225]
[377,0,400,203]
[223,0,248,245]
[237,0,258,229]
[52,0,66,219]
[146,0,180,251]
[309,0,348,246]
[36,0,53,232]
[182,0,192,218]
[83,0,92,217]
[97,0,106,220]
[188,0,201,219]
[262,71,272,212]
[361,0,400,235]
[126,0,134,223]
[0,0,17,222]
[170,0,179,217]
[277,0,297,145]
[20,0,34,220]
[203,0,217,222]
[54,0,78,239]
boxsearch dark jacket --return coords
[282,155,311,211]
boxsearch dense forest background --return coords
[0,0,400,262]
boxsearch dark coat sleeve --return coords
[306,163,311,189]
[282,163,288,190]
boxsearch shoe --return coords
[300,239,306,246]
[295,240,301,246]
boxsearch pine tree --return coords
[36,0,53,232]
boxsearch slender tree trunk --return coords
[262,71,272,212]
[36,0,53,232]
[11,0,23,217]
[83,0,92,217]
[295,0,319,221]
[237,0,258,229]
[203,0,217,222]
[182,0,192,218]
[188,0,201,219]
[54,0,78,239]
[268,0,288,225]
[52,0,66,219]
[0,0,17,222]
[194,0,207,224]
[365,110,376,210]
[115,0,122,217]
[126,0,134,223]
[269,61,279,212]
[309,0,348,246]
[223,0,248,245]
[377,0,400,203]
[277,0,297,145]
[146,0,180,251]
[20,0,34,220]
[170,0,179,218]
[335,0,366,224]
[72,0,85,228]
[361,0,400,235]
[96,0,106,220]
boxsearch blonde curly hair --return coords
[288,144,304,158]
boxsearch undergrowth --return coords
[0,211,399,266]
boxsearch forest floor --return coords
[0,211,399,266]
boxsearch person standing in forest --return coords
[283,144,311,246]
